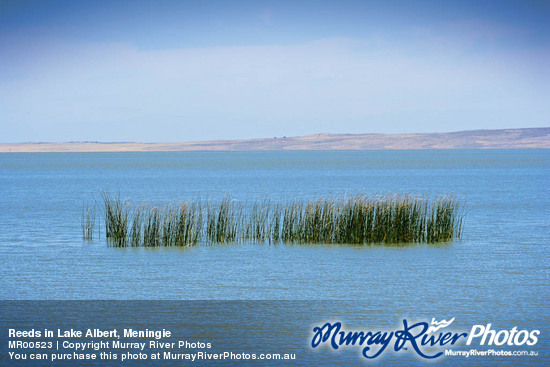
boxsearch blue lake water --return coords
[0,150,548,365]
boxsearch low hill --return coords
[1,128,548,152]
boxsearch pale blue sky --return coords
[0,0,548,142]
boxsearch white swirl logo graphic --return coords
[427,318,455,333]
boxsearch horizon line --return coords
[2,127,549,145]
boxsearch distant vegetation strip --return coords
[94,193,463,247]
[3,128,549,152]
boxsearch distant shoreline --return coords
[1,128,549,153]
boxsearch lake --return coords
[0,150,548,365]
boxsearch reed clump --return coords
[101,192,130,246]
[99,193,463,247]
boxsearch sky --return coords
[0,0,549,143]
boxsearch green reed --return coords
[101,192,129,247]
[98,193,463,247]
[129,206,143,246]
[81,205,95,240]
